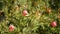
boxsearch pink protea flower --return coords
[51,21,57,27]
[22,10,28,16]
[9,24,15,32]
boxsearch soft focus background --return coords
[0,0,60,34]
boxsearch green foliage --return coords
[0,0,60,34]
